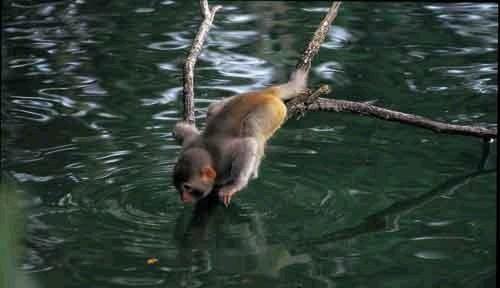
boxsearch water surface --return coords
[2,1,497,287]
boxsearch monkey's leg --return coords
[251,144,265,179]
[218,137,259,206]
[207,96,235,121]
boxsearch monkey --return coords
[173,69,308,206]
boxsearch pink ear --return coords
[201,166,216,180]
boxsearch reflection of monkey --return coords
[173,197,311,280]
[173,69,308,206]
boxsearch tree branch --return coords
[286,1,497,140]
[179,1,496,140]
[286,85,330,120]
[182,0,222,126]
[308,97,498,139]
[295,2,342,73]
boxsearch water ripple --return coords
[9,107,54,122]
[211,30,259,49]
[198,50,274,94]
[315,61,350,86]
[141,87,181,106]
[135,8,155,14]
[429,63,497,94]
[9,90,103,123]
[3,2,496,287]
[8,57,46,68]
[425,3,498,45]
[40,144,78,155]
[147,31,191,51]
[153,110,181,121]
[12,172,54,183]
[322,25,353,49]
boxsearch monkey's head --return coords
[173,148,217,204]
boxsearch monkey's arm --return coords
[218,137,259,206]
[174,121,200,147]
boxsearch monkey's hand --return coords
[218,184,239,207]
[173,121,199,145]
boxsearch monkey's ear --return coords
[201,166,216,181]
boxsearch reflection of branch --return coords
[182,0,221,125]
[297,168,496,247]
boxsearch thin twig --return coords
[182,0,222,125]
[296,2,342,73]
[285,2,341,117]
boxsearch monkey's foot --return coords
[218,187,237,207]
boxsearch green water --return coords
[1,1,497,287]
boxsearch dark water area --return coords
[1,1,497,287]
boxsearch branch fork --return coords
[179,1,497,140]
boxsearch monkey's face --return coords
[177,168,215,203]
[173,148,216,204]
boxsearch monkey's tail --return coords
[274,68,309,100]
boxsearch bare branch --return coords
[179,1,496,140]
[285,1,341,117]
[286,85,330,120]
[296,2,342,73]
[200,0,209,17]
[307,97,497,139]
[182,0,222,126]
[285,1,497,140]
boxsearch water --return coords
[1,1,497,287]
